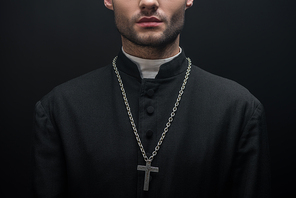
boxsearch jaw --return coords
[121,34,180,59]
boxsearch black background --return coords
[1,0,295,197]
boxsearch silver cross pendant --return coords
[137,160,159,191]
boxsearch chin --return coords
[134,34,167,46]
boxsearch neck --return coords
[122,36,180,59]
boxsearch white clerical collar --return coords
[122,47,182,79]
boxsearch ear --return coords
[185,0,194,10]
[104,0,114,10]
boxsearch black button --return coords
[146,106,154,114]
[146,89,154,97]
[146,130,153,138]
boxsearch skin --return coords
[104,0,194,59]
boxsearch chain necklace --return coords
[112,56,192,191]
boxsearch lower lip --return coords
[137,22,163,28]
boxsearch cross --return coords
[137,160,159,191]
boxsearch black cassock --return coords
[32,50,270,198]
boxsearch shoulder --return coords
[55,65,112,93]
[190,65,263,113]
[191,65,258,99]
[39,65,113,108]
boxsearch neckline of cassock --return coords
[116,50,188,81]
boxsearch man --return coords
[32,0,270,197]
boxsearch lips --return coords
[136,17,163,28]
[137,17,162,23]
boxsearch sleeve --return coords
[32,101,67,198]
[230,103,271,198]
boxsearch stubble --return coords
[114,7,185,48]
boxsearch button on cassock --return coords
[146,106,154,114]
[146,89,155,97]
[146,130,153,138]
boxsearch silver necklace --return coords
[112,56,192,191]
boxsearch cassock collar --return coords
[116,49,188,81]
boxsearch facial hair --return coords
[113,7,185,48]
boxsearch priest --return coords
[32,0,271,197]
